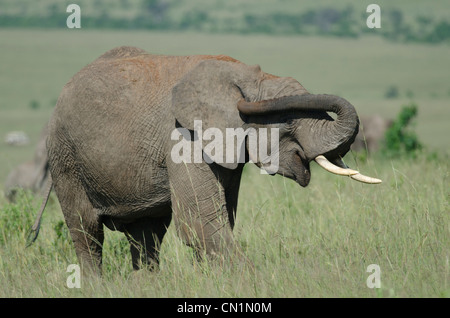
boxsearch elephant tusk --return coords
[333,157,382,184]
[350,173,382,184]
[314,155,359,176]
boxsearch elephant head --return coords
[172,58,381,186]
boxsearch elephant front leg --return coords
[168,161,240,263]
[172,187,236,262]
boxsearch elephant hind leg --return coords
[124,212,172,271]
[53,175,104,275]
[68,210,104,276]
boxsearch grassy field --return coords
[0,157,448,297]
[0,29,449,297]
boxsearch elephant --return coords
[351,115,393,153]
[36,46,381,274]
[4,123,50,202]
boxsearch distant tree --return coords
[382,103,422,158]
[29,100,40,110]
[142,0,169,24]
[385,85,399,99]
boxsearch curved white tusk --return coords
[333,158,382,184]
[350,173,382,184]
[314,155,359,176]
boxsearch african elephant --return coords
[351,115,393,153]
[4,123,50,202]
[40,46,380,274]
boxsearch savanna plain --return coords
[0,29,449,297]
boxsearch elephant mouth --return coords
[285,147,381,187]
[288,151,311,187]
[313,155,382,184]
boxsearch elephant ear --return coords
[171,59,247,169]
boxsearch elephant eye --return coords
[286,118,296,130]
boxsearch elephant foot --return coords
[190,240,255,276]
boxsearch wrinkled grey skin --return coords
[47,46,361,273]
[4,123,50,202]
[351,115,393,153]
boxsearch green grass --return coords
[0,155,448,297]
[0,29,449,297]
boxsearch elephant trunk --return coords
[237,93,359,156]
[237,94,382,184]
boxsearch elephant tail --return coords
[26,179,53,247]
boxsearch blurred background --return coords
[0,0,449,179]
